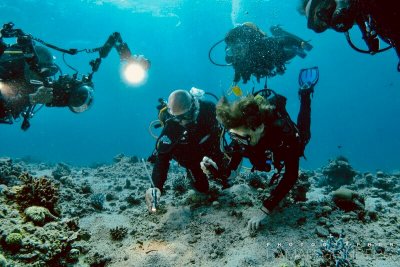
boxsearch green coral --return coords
[24,206,58,225]
[0,254,7,267]
[5,232,23,251]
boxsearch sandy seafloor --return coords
[0,155,399,267]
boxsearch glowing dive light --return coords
[122,61,147,85]
[121,54,150,86]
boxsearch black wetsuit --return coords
[0,44,81,126]
[226,91,312,212]
[151,100,226,193]
[0,46,33,122]
[225,24,311,83]
[358,0,400,58]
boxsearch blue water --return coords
[1,0,399,171]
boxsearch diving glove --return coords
[200,156,219,178]
[29,86,53,105]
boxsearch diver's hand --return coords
[145,188,161,213]
[200,156,219,178]
[248,208,269,231]
[29,86,53,104]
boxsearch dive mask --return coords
[307,0,336,33]
[169,98,198,123]
[229,131,251,146]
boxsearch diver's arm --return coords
[151,152,172,192]
[29,86,53,105]
[225,150,243,176]
[262,153,299,212]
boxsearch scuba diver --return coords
[298,0,400,71]
[0,22,150,130]
[0,42,94,130]
[209,22,313,84]
[145,88,231,212]
[201,67,319,231]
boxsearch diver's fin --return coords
[270,25,285,37]
[301,41,313,51]
[270,25,313,51]
[298,66,319,89]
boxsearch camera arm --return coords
[1,22,149,81]
[89,32,133,78]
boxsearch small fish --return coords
[231,85,243,97]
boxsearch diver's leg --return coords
[187,166,210,193]
[297,89,313,150]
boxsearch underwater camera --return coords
[0,22,150,130]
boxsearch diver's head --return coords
[301,0,336,33]
[34,46,58,77]
[216,95,273,146]
[68,85,94,113]
[167,90,199,126]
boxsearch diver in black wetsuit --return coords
[0,29,93,130]
[201,67,319,231]
[298,0,400,70]
[1,22,150,130]
[223,22,313,84]
[145,89,230,212]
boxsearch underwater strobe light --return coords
[121,55,150,86]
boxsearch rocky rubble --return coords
[0,155,399,266]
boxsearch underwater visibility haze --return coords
[1,1,400,267]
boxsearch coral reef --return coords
[0,157,22,186]
[90,193,105,210]
[0,253,6,267]
[109,226,128,241]
[172,175,188,194]
[290,171,311,202]
[84,252,111,267]
[125,194,141,206]
[321,156,357,189]
[113,154,139,164]
[67,248,80,263]
[14,173,59,215]
[317,234,354,267]
[24,206,58,226]
[371,172,399,192]
[5,232,23,251]
[1,154,399,266]
[52,163,71,180]
[332,187,365,212]
[246,172,267,189]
